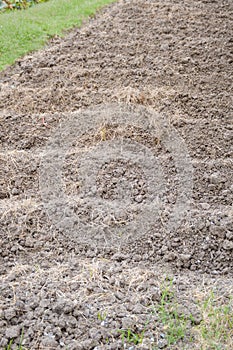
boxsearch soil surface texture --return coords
[0,0,233,349]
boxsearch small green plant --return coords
[195,291,233,349]
[105,337,110,344]
[118,328,145,346]
[150,278,233,350]
[5,329,25,350]
[97,310,107,321]
[157,277,190,346]
[5,339,13,350]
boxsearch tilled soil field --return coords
[0,0,233,349]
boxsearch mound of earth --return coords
[0,0,232,349]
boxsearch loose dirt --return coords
[0,0,232,349]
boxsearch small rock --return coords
[79,339,98,349]
[0,338,8,347]
[5,325,21,339]
[133,254,141,262]
[100,320,108,327]
[210,226,226,238]
[141,337,154,348]
[181,56,191,63]
[122,316,134,329]
[25,237,34,248]
[112,253,127,262]
[208,184,216,191]
[39,299,50,309]
[226,231,233,240]
[11,187,20,195]
[200,202,210,210]
[163,252,177,262]
[180,254,192,262]
[179,254,191,267]
[115,291,124,300]
[209,172,224,184]
[160,43,169,50]
[89,327,102,341]
[151,289,161,302]
[66,340,82,350]
[66,315,78,327]
[132,303,145,314]
[224,131,233,141]
[223,240,233,250]
[161,245,168,254]
[41,336,58,348]
[191,312,202,325]
[135,194,143,203]
[158,338,168,348]
[53,298,74,314]
[4,308,16,321]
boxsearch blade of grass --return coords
[0,0,115,70]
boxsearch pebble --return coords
[122,316,134,329]
[223,240,233,250]
[89,327,102,341]
[210,226,226,238]
[209,172,224,184]
[11,187,20,195]
[158,338,168,348]
[226,231,233,240]
[4,308,16,321]
[5,325,21,339]
[200,202,210,210]
[163,252,177,262]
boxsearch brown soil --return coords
[0,0,232,349]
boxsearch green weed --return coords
[97,310,107,321]
[5,329,26,350]
[195,291,233,350]
[155,278,233,349]
[156,277,190,346]
[118,328,145,346]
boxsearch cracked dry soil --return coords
[0,0,233,349]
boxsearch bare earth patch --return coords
[0,0,232,349]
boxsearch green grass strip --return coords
[0,0,115,71]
